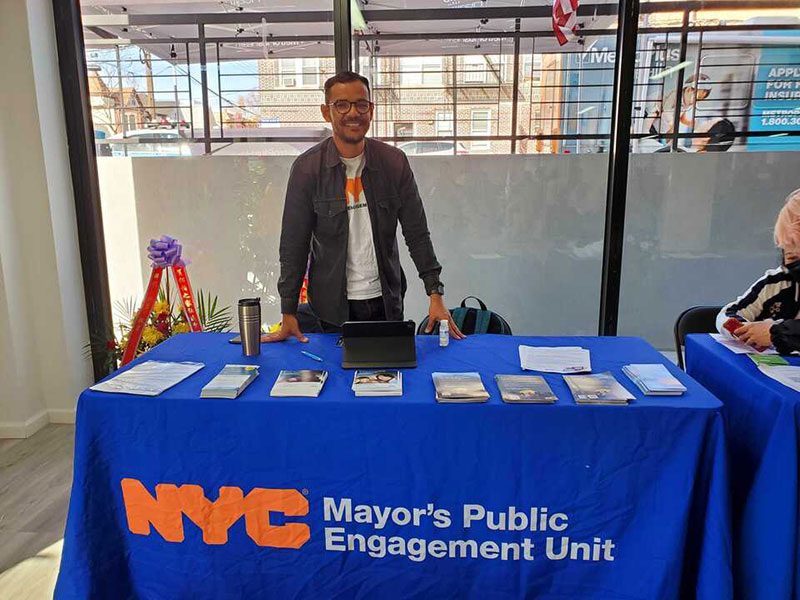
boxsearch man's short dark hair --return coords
[324,71,371,102]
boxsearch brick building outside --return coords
[233,53,565,155]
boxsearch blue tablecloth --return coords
[686,333,800,599]
[56,333,731,600]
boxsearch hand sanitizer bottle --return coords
[439,319,450,347]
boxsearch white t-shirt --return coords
[340,153,382,300]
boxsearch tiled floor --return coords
[0,424,74,599]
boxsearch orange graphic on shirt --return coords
[345,177,364,206]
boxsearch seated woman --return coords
[717,188,800,353]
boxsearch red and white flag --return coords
[552,0,580,46]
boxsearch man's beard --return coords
[336,119,367,144]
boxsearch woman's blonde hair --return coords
[774,188,800,254]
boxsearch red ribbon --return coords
[172,265,203,332]
[121,267,164,366]
[120,237,204,367]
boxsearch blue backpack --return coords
[418,296,513,335]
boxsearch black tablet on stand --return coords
[341,320,417,369]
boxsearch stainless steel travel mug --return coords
[238,298,261,357]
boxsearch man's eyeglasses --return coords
[328,100,373,115]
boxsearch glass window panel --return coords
[435,110,453,136]
[82,0,621,342]
[621,1,800,351]
[464,56,487,84]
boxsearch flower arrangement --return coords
[87,235,235,373]
[95,283,232,373]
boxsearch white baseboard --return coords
[47,408,76,424]
[0,407,76,438]
[0,410,49,439]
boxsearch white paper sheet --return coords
[709,333,778,355]
[758,365,800,392]
[90,360,204,396]
[519,346,591,374]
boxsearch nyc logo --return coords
[121,479,310,548]
[345,177,364,206]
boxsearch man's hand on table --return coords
[734,319,774,348]
[262,314,308,343]
[424,294,466,340]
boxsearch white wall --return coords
[0,0,92,437]
[27,0,93,422]
[97,151,798,349]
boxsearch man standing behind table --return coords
[265,71,464,342]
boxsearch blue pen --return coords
[301,350,324,362]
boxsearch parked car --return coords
[146,118,189,129]
[97,126,332,157]
[208,126,332,156]
[397,141,469,155]
[100,129,191,157]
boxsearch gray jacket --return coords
[278,136,443,326]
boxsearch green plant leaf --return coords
[196,288,233,333]
[113,296,139,338]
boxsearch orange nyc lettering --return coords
[121,478,310,548]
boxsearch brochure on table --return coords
[518,345,591,373]
[90,361,204,396]
[270,370,328,397]
[432,372,490,403]
[758,365,800,393]
[352,370,403,396]
[201,365,259,399]
[564,372,635,405]
[709,333,778,355]
[622,364,686,396]
[495,375,556,404]
[87,340,688,406]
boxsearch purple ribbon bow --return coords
[147,235,188,268]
